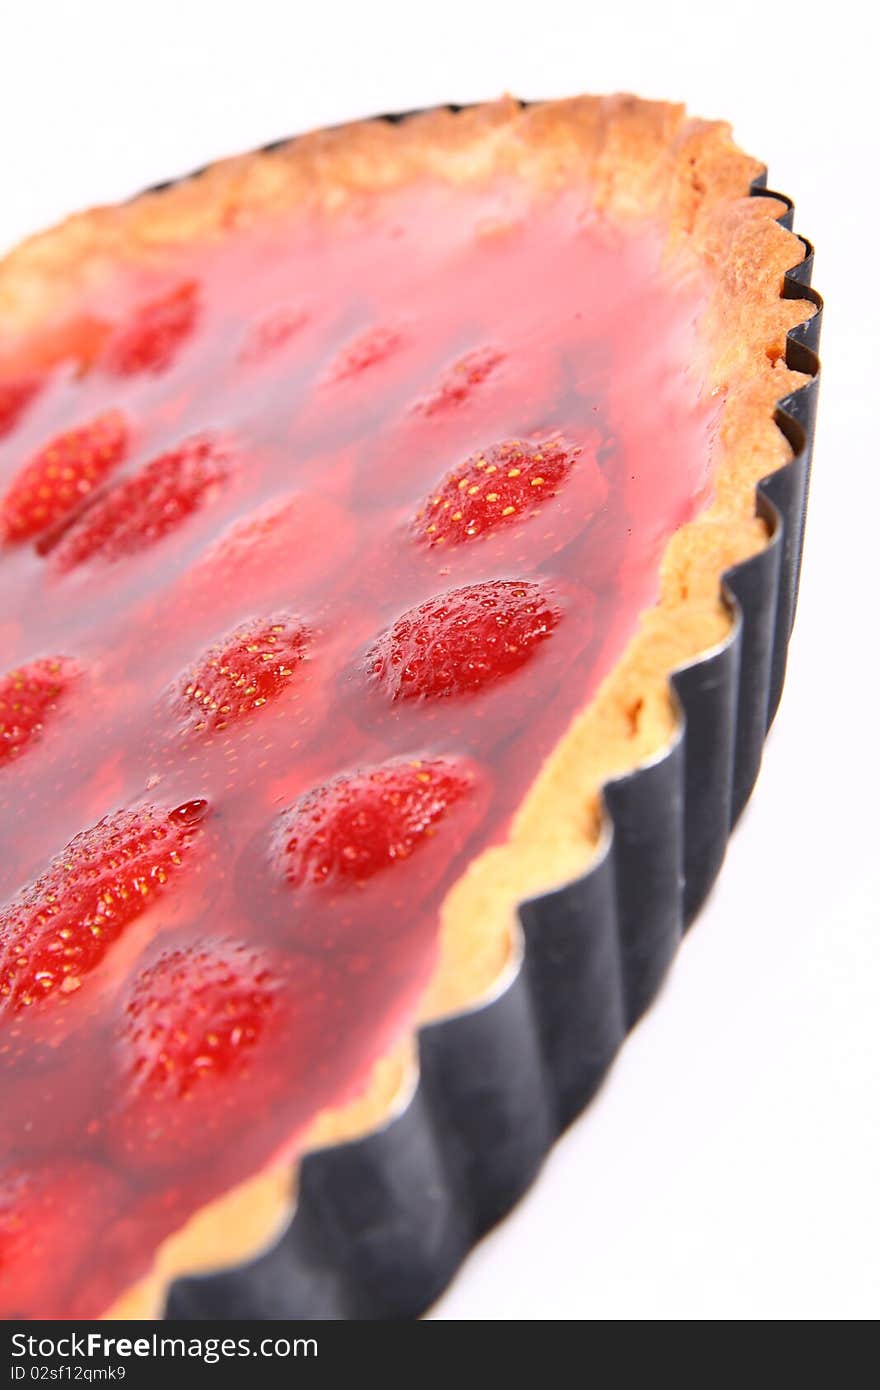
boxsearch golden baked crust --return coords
[0,94,815,1318]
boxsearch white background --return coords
[1,0,877,1321]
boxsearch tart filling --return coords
[0,97,812,1319]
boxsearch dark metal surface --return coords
[164,130,822,1321]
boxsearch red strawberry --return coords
[119,940,278,1102]
[52,433,229,570]
[418,346,505,415]
[414,435,581,546]
[1,411,129,542]
[328,325,403,382]
[0,1161,125,1318]
[0,656,77,764]
[102,281,198,377]
[275,757,477,890]
[366,580,560,701]
[173,614,310,735]
[112,939,289,1167]
[0,375,43,441]
[239,307,309,364]
[0,800,208,1019]
[178,491,352,623]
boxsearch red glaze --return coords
[0,178,718,1317]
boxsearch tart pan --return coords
[156,130,822,1319]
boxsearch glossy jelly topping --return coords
[0,176,718,1316]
